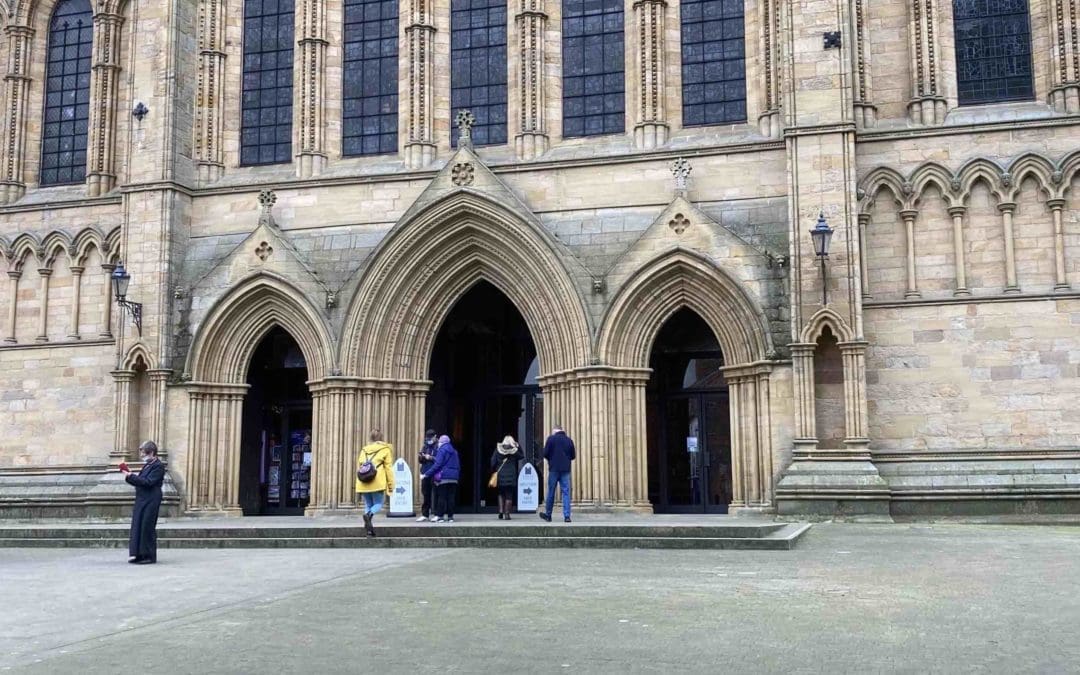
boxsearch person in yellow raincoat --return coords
[356,429,394,537]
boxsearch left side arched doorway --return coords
[238,327,313,515]
[426,281,544,512]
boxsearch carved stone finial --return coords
[455,109,476,148]
[671,157,692,196]
[258,190,277,227]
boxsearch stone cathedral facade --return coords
[0,0,1077,520]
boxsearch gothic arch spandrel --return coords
[186,273,333,383]
[597,249,773,368]
[339,190,592,380]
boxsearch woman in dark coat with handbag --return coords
[121,441,166,564]
[490,435,524,519]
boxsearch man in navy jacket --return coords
[540,425,576,522]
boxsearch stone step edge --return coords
[0,534,806,550]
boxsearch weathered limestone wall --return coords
[0,344,116,467]
[865,298,1080,452]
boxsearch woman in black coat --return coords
[490,436,525,520]
[121,441,166,564]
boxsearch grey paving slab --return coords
[2,523,1080,673]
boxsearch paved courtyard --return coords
[2,523,1079,673]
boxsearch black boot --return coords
[363,512,374,537]
[505,513,511,520]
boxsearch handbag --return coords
[488,457,510,489]
[356,449,380,483]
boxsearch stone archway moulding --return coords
[182,273,334,515]
[595,249,778,511]
[339,190,592,379]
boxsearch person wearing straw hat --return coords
[489,435,524,520]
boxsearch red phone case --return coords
[119,462,129,473]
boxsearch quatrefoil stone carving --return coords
[451,162,475,186]
[668,213,691,235]
[255,241,274,261]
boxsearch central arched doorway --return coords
[238,326,313,515]
[426,281,544,512]
[646,308,732,513]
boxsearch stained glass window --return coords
[40,0,92,187]
[451,0,507,146]
[953,0,1033,105]
[681,0,746,126]
[562,0,624,138]
[240,0,294,166]
[343,0,398,156]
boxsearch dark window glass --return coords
[680,0,746,126]
[562,0,624,137]
[240,0,294,166]
[343,0,398,156]
[953,0,1033,105]
[451,0,507,146]
[40,0,91,186]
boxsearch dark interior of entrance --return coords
[426,281,543,512]
[239,326,313,515]
[646,308,732,513]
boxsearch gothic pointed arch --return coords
[597,249,773,368]
[121,341,157,371]
[186,273,334,383]
[340,190,591,379]
[799,307,855,344]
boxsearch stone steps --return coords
[0,521,812,550]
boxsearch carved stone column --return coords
[148,369,171,458]
[1048,199,1071,290]
[948,206,970,296]
[4,270,20,343]
[790,343,817,453]
[404,0,437,168]
[297,0,328,178]
[758,0,782,137]
[900,209,920,298]
[851,0,875,127]
[514,0,548,160]
[68,266,84,338]
[195,0,227,182]
[1049,0,1080,113]
[857,214,871,299]
[184,383,248,515]
[725,364,776,511]
[307,377,362,515]
[907,0,948,125]
[100,263,114,338]
[998,202,1020,294]
[111,369,135,462]
[87,12,124,197]
[35,267,50,342]
[632,0,668,149]
[352,378,430,512]
[0,25,32,204]
[838,340,870,452]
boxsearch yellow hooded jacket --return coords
[355,441,395,494]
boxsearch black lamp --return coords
[809,212,834,304]
[111,263,142,336]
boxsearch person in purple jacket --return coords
[422,435,461,523]
[539,425,576,523]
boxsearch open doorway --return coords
[646,308,732,513]
[239,327,313,515]
[426,281,544,512]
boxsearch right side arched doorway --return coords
[646,308,732,513]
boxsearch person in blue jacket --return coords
[540,425,576,523]
[422,435,460,523]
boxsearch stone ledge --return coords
[0,465,181,521]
